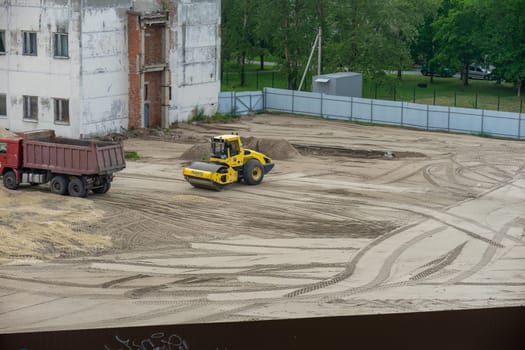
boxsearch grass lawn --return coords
[221,64,524,113]
[366,75,523,113]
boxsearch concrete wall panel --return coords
[9,72,73,97]
[170,81,219,122]
[184,24,217,47]
[82,72,129,98]
[183,62,217,85]
[81,6,128,32]
[80,6,129,136]
[182,1,218,25]
[82,55,127,75]
[81,31,127,59]
[83,0,131,10]
[0,3,7,27]
[184,46,216,64]
[170,0,220,122]
[81,95,128,137]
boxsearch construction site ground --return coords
[1,114,524,333]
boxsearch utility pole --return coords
[318,26,322,76]
[298,27,323,91]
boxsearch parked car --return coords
[468,65,494,80]
[420,64,456,77]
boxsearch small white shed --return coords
[312,72,362,97]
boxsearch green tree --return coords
[323,0,434,81]
[221,0,259,86]
[481,0,525,96]
[433,0,486,86]
[256,0,324,89]
[410,0,455,83]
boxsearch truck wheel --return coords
[244,159,264,185]
[92,180,111,194]
[50,176,69,195]
[69,177,87,197]
[3,171,18,190]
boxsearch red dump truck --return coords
[0,130,126,197]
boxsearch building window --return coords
[23,96,38,120]
[0,31,5,54]
[54,33,68,58]
[0,143,6,154]
[23,31,37,56]
[0,94,6,116]
[54,98,69,124]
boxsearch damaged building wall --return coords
[169,0,220,122]
[0,0,83,138]
[127,10,169,129]
[0,0,131,138]
[1,0,221,138]
[79,1,131,138]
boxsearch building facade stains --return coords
[0,0,221,138]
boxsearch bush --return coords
[190,106,208,122]
[125,151,140,160]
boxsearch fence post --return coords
[497,95,500,111]
[400,102,404,126]
[454,91,457,107]
[371,100,374,123]
[263,88,266,111]
[233,91,237,116]
[413,87,416,103]
[519,111,522,139]
[375,84,378,99]
[350,97,353,121]
[256,72,259,90]
[475,93,478,109]
[250,93,253,113]
[433,89,436,105]
[320,93,324,118]
[447,106,451,132]
[291,89,295,113]
[521,98,523,114]
[272,72,275,88]
[394,86,396,101]
[481,109,484,134]
[426,104,430,130]
[230,92,234,115]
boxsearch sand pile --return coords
[180,143,212,160]
[242,137,300,160]
[180,137,300,161]
[0,128,17,138]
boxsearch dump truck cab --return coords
[0,137,23,179]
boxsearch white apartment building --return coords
[0,0,221,138]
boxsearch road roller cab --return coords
[182,134,274,190]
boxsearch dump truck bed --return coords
[19,131,125,176]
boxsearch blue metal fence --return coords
[218,88,525,139]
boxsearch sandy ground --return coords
[0,114,524,333]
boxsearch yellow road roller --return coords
[182,134,274,190]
